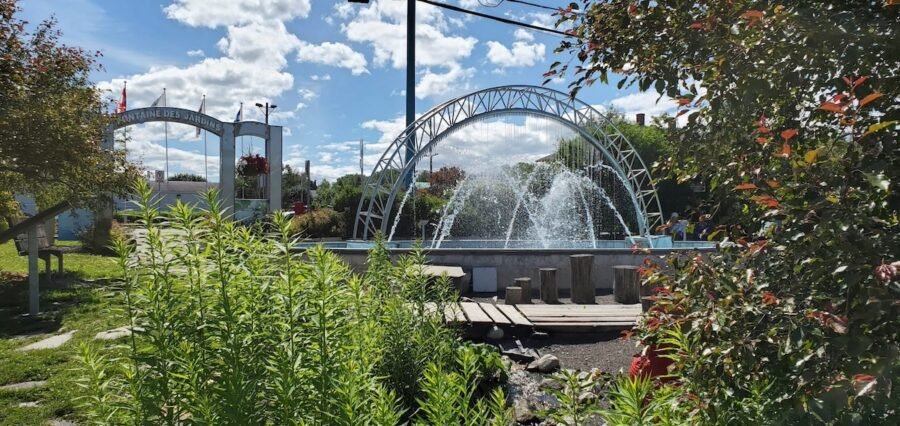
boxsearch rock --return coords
[17,331,75,351]
[485,325,504,340]
[507,370,561,424]
[539,378,563,391]
[18,401,41,407]
[526,354,560,374]
[48,420,77,426]
[514,398,536,423]
[0,380,47,391]
[94,326,132,341]
[530,331,550,340]
[460,297,475,302]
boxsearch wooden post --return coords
[570,254,595,304]
[514,277,532,304]
[505,286,523,305]
[539,268,559,304]
[28,226,39,315]
[613,265,641,304]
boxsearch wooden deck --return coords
[433,302,641,332]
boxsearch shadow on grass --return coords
[0,272,117,338]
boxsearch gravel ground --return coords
[527,332,637,373]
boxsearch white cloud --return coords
[485,30,545,68]
[513,28,534,41]
[298,88,317,101]
[164,0,312,28]
[416,64,476,99]
[297,41,369,75]
[609,92,677,118]
[310,74,331,81]
[217,22,300,67]
[340,0,478,98]
[186,49,205,57]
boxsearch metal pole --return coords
[360,139,364,176]
[164,88,169,180]
[403,0,416,186]
[28,226,39,315]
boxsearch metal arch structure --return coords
[353,85,664,240]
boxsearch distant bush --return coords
[167,173,206,182]
[290,207,344,238]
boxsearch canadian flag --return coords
[115,83,127,113]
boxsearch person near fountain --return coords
[693,214,711,240]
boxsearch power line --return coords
[418,0,570,37]
[507,0,565,13]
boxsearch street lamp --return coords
[425,152,439,174]
[255,102,277,124]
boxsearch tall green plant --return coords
[78,181,508,425]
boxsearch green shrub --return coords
[289,207,344,238]
[77,180,508,424]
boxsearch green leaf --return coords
[864,172,890,192]
[863,120,897,137]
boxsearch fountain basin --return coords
[297,239,715,292]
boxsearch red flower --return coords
[874,262,897,284]
[762,291,778,305]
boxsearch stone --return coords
[17,331,75,351]
[48,420,77,426]
[539,378,563,391]
[94,326,132,341]
[0,380,47,391]
[18,401,41,407]
[514,398,536,423]
[526,354,561,374]
[485,325,504,340]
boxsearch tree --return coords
[0,1,137,219]
[168,173,206,182]
[281,164,311,208]
[552,1,898,423]
[425,166,464,198]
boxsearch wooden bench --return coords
[7,218,70,279]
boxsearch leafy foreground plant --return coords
[76,180,509,425]
[551,1,899,424]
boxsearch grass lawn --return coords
[0,241,125,425]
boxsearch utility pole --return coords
[359,138,365,176]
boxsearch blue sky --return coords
[21,0,678,182]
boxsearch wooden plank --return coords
[478,303,511,325]
[517,304,641,311]
[527,316,637,323]
[516,310,641,318]
[531,322,635,332]
[459,302,492,324]
[442,303,467,323]
[495,304,533,327]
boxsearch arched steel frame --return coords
[353,85,663,240]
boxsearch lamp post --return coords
[348,0,415,184]
[426,152,439,174]
[255,102,277,124]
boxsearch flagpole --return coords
[203,94,208,182]
[163,87,169,181]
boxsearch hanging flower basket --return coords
[238,154,269,177]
